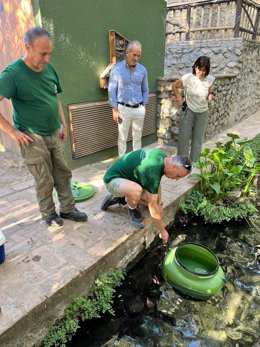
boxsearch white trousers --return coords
[118,104,146,157]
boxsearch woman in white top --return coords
[172,56,216,162]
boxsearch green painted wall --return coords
[36,0,166,168]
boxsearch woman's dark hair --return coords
[192,56,210,77]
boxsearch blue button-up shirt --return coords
[108,60,149,108]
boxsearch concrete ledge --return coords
[0,112,259,346]
[0,172,198,347]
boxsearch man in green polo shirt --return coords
[101,148,192,243]
[0,27,87,226]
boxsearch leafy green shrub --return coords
[93,271,124,315]
[44,269,125,347]
[192,133,260,201]
[180,190,257,223]
[237,134,260,166]
[180,134,260,223]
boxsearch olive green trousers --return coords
[177,108,208,162]
[20,131,75,217]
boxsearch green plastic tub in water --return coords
[162,242,225,300]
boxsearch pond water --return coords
[69,210,260,347]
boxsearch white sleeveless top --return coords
[182,73,215,113]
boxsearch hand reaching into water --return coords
[159,229,169,244]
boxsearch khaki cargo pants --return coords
[20,131,75,217]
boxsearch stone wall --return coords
[165,38,243,77]
[157,39,260,146]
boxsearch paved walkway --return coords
[0,112,259,346]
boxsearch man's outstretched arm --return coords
[145,190,169,243]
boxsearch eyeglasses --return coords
[180,164,192,171]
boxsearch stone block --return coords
[171,126,179,135]
[171,114,178,121]
[158,92,169,99]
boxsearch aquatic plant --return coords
[44,269,125,347]
[180,134,260,223]
[180,190,257,223]
[193,133,260,201]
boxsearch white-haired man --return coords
[108,40,149,157]
[101,148,192,243]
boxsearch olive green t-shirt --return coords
[0,58,62,135]
[104,148,166,194]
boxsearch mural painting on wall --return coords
[0,0,35,151]
[99,30,129,89]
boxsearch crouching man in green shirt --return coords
[0,28,87,226]
[101,148,192,243]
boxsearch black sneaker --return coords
[101,194,126,211]
[60,208,88,222]
[128,206,144,229]
[44,211,63,226]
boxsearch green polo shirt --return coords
[0,58,62,135]
[104,148,166,194]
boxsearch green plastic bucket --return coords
[162,242,225,300]
[70,181,95,202]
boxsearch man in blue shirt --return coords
[108,41,149,157]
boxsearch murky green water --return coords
[69,210,260,347]
[175,255,214,273]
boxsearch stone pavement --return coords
[0,112,259,347]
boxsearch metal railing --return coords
[166,0,260,42]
